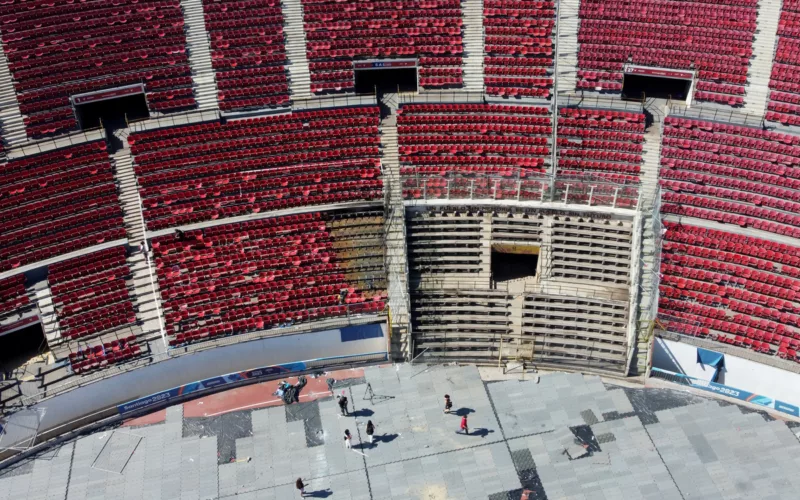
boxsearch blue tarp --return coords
[696,348,725,382]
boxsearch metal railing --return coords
[667,104,765,129]
[558,94,645,114]
[402,172,641,210]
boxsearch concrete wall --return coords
[0,324,387,452]
[652,337,800,409]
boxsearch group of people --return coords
[296,392,470,496]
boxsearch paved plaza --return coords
[1,364,800,499]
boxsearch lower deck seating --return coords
[557,107,646,183]
[201,0,290,111]
[47,246,141,373]
[550,216,633,287]
[658,221,800,363]
[128,106,383,231]
[484,0,555,98]
[48,246,138,340]
[522,293,628,371]
[152,211,387,346]
[0,141,126,272]
[302,0,464,93]
[660,116,800,239]
[398,103,552,200]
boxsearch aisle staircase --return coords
[284,0,313,100]
[461,0,485,92]
[555,0,581,95]
[380,94,412,360]
[127,250,166,342]
[180,0,220,111]
[742,0,781,116]
[630,99,666,376]
[112,139,147,246]
[0,48,27,146]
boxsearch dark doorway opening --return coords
[0,322,47,375]
[75,93,149,132]
[491,246,539,282]
[355,68,418,94]
[622,74,691,101]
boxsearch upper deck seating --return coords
[301,0,464,94]
[0,0,196,138]
[767,0,800,126]
[576,0,757,107]
[201,0,290,111]
[484,0,555,98]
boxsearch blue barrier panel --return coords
[650,367,800,417]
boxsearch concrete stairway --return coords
[127,250,166,342]
[742,0,780,117]
[630,99,667,376]
[640,99,666,210]
[34,282,62,344]
[555,0,581,95]
[380,94,411,360]
[283,0,313,100]
[461,0,485,92]
[112,139,147,246]
[0,47,27,146]
[180,0,220,111]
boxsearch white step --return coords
[742,0,781,116]
[0,44,28,145]
[283,0,313,100]
[555,0,581,95]
[127,250,167,339]
[112,147,147,245]
[461,0,485,92]
[180,0,220,111]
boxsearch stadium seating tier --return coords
[0,0,197,138]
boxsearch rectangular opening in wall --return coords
[621,66,693,101]
[0,320,47,376]
[354,60,418,94]
[72,84,150,131]
[491,244,539,282]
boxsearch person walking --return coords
[366,420,375,445]
[338,393,349,416]
[459,415,469,435]
[444,394,453,414]
[344,429,353,449]
[296,477,307,497]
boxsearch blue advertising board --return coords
[651,367,800,417]
[117,361,309,414]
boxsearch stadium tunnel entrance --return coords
[491,244,540,283]
[621,67,694,102]
[72,85,150,147]
[0,321,47,377]
[354,60,418,95]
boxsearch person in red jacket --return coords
[459,415,469,435]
